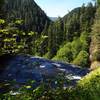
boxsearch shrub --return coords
[71,38,82,59]
[70,67,100,100]
[73,50,89,67]
[52,42,72,62]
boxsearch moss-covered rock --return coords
[70,67,100,100]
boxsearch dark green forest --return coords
[0,0,100,99]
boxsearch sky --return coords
[34,0,93,17]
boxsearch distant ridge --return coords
[49,17,58,21]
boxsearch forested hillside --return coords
[0,0,100,99]
[0,0,100,68]
[0,0,51,56]
[43,3,96,68]
[0,0,50,33]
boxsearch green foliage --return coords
[97,0,100,5]
[53,31,90,67]
[0,19,48,56]
[53,42,72,62]
[15,20,23,25]
[43,52,50,59]
[0,1,100,100]
[45,18,64,59]
[0,19,25,55]
[71,38,82,59]
[34,35,48,56]
[0,19,5,24]
[0,0,96,68]
[73,51,89,67]
[63,3,95,39]
[43,3,96,64]
[80,32,90,51]
[70,67,100,100]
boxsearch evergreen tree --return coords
[1,0,51,33]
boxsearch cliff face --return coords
[90,7,100,69]
[1,0,50,32]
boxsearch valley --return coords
[0,0,100,99]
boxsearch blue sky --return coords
[34,0,93,17]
